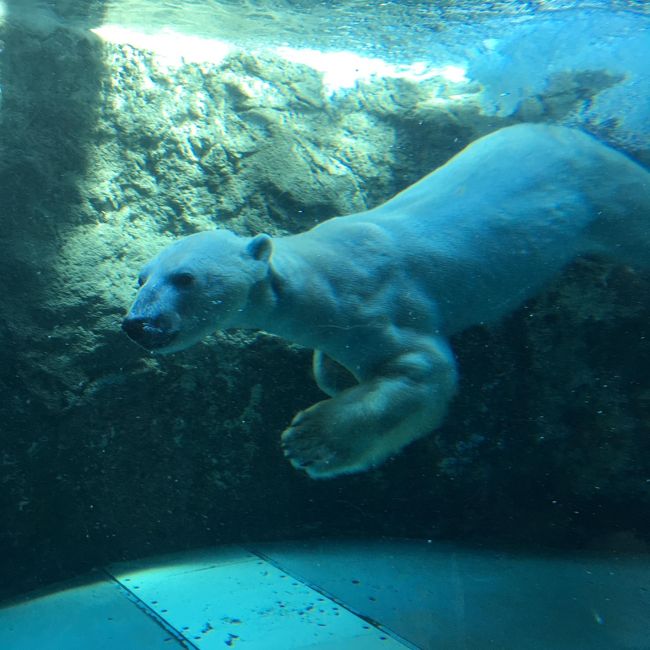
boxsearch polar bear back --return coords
[277,124,650,337]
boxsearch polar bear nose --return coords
[122,315,177,350]
[122,316,147,339]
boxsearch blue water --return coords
[11,1,647,155]
[0,1,648,647]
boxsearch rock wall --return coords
[0,14,648,600]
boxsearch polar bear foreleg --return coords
[312,350,358,397]
[282,337,458,478]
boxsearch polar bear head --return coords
[123,229,272,353]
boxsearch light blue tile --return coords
[0,575,180,650]
[254,539,650,650]
[109,547,406,649]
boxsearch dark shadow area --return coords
[0,0,109,600]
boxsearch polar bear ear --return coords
[247,233,273,262]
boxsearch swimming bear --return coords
[123,124,650,478]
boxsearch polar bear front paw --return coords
[281,401,367,479]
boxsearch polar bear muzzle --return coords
[122,312,180,351]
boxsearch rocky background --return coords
[0,9,649,600]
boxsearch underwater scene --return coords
[0,0,649,648]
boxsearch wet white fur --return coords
[127,124,650,478]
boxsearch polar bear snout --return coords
[122,313,179,351]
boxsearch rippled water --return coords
[6,0,650,63]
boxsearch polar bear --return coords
[122,124,650,478]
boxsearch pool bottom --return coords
[0,539,648,649]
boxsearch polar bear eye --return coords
[137,274,146,288]
[171,271,195,288]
